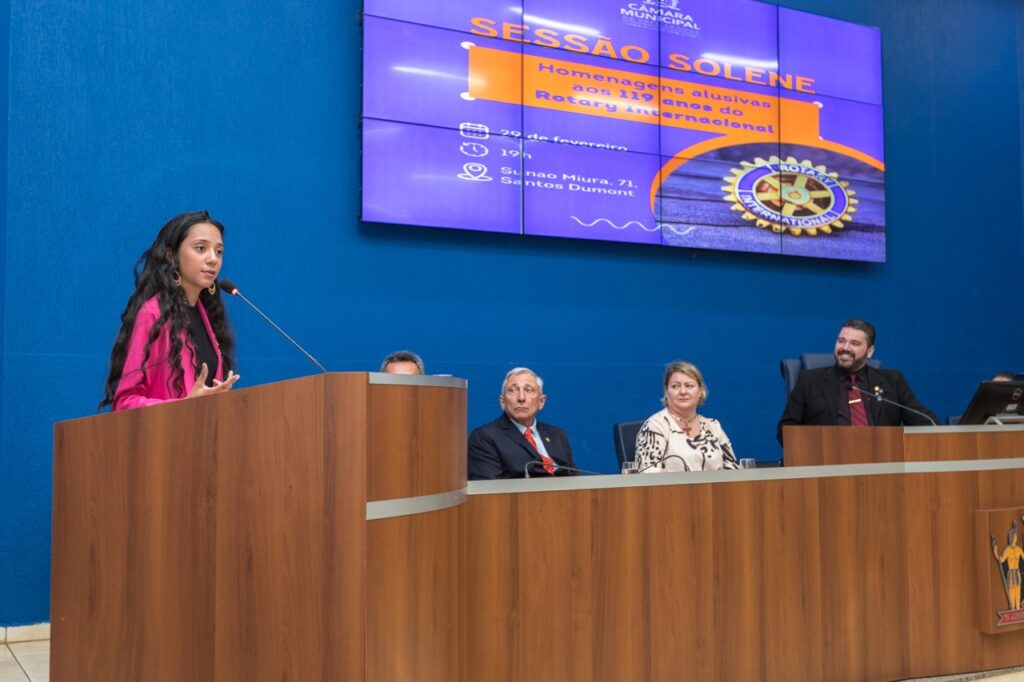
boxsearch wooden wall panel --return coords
[978,467,1024,509]
[52,374,375,682]
[367,383,467,501]
[755,478,824,682]
[782,426,904,466]
[212,378,331,681]
[467,479,841,681]
[323,374,370,680]
[519,490,597,682]
[52,397,219,681]
[704,481,762,681]
[817,474,908,681]
[786,426,1024,466]
[367,506,465,682]
[904,430,1024,461]
[903,471,979,676]
[464,494,519,682]
[588,488,651,682]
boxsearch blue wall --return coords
[0,0,7,625]
[2,0,1023,625]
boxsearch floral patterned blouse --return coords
[634,408,738,472]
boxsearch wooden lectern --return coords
[51,373,467,681]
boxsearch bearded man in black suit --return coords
[778,319,936,445]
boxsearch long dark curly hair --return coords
[100,210,236,409]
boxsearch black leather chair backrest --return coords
[612,420,645,466]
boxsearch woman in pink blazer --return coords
[101,211,239,411]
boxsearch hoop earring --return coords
[173,270,182,287]
[208,282,216,295]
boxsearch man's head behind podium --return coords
[381,350,424,375]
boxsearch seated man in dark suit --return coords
[778,319,937,444]
[468,367,576,479]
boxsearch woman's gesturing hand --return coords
[188,363,240,399]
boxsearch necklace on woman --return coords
[671,411,699,433]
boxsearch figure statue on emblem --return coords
[992,519,1024,611]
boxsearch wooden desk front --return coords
[465,454,1024,681]
[54,393,1024,681]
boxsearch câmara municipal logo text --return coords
[621,0,701,37]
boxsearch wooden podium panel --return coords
[366,379,467,501]
[363,376,469,682]
[465,475,907,681]
[782,425,905,465]
[367,506,466,682]
[783,425,1024,466]
[903,427,1024,461]
[52,373,467,682]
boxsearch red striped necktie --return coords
[847,376,868,427]
[523,426,555,474]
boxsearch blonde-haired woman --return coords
[634,361,737,472]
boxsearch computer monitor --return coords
[959,381,1024,425]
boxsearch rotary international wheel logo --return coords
[722,155,857,236]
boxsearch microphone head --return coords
[219,278,238,295]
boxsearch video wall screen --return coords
[361,0,885,262]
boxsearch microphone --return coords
[636,454,691,473]
[851,384,937,426]
[548,464,604,476]
[218,279,328,374]
[523,460,603,478]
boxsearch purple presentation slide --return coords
[362,0,885,262]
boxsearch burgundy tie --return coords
[523,426,555,474]
[848,376,868,427]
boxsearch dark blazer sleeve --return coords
[878,369,937,426]
[560,433,577,471]
[468,423,506,480]
[774,368,831,444]
[778,371,812,445]
[776,367,843,444]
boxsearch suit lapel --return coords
[863,366,883,424]
[535,424,564,465]
[819,368,839,424]
[500,415,540,460]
